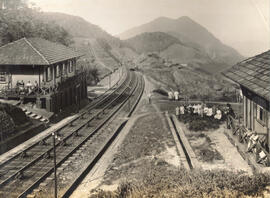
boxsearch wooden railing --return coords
[0,72,86,99]
[226,115,270,166]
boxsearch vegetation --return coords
[0,102,29,126]
[91,168,270,198]
[0,0,73,46]
[152,88,168,96]
[0,110,15,137]
[179,113,223,131]
[0,102,29,140]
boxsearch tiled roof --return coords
[222,50,270,101]
[0,38,83,66]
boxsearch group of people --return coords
[175,103,234,120]
[16,80,39,94]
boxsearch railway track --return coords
[0,69,144,198]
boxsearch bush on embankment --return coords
[179,113,222,131]
[0,103,29,126]
[0,111,15,135]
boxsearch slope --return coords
[119,16,244,66]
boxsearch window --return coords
[257,105,267,125]
[69,61,73,73]
[46,66,52,81]
[59,64,63,76]
[63,63,66,75]
[56,65,60,77]
[0,72,7,83]
[69,60,74,73]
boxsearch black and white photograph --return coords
[0,0,269,197]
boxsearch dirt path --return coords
[71,74,180,197]
[205,127,252,174]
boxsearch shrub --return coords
[0,110,15,135]
[179,114,221,131]
[0,103,29,126]
[189,119,208,131]
[152,88,168,96]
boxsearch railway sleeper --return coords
[69,156,76,161]
[81,113,86,119]
[39,139,47,146]
[87,121,92,127]
[15,171,24,180]
[26,193,36,198]
[39,182,48,187]
[96,113,101,119]
[73,131,79,137]
[20,151,28,159]
[62,162,70,167]
[69,121,75,127]
[60,140,67,146]
[43,151,51,159]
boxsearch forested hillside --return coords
[0,0,73,47]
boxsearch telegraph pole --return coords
[109,72,111,89]
[52,132,59,198]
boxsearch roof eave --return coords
[49,54,85,65]
[222,72,270,102]
[0,63,49,66]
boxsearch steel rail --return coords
[0,68,127,169]
[61,73,144,198]
[0,70,133,190]
[17,72,139,198]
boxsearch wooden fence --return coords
[226,115,270,166]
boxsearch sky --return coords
[31,0,269,57]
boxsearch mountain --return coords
[125,32,181,53]
[118,16,244,67]
[134,53,237,101]
[36,12,133,77]
[39,12,120,45]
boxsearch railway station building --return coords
[0,37,87,113]
[223,50,270,152]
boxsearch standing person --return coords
[175,106,180,119]
[26,81,32,94]
[226,103,235,118]
[34,80,38,88]
[148,92,152,104]
[168,91,173,100]
[174,91,179,101]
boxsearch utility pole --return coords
[52,132,60,198]
[109,73,111,89]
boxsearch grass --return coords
[90,168,270,198]
[186,132,223,162]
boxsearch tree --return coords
[0,0,73,46]
[0,0,27,10]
